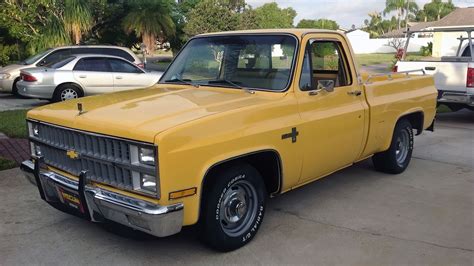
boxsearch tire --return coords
[52,84,83,102]
[372,119,413,174]
[200,163,266,252]
[11,78,26,98]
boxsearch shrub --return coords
[420,42,433,56]
[0,44,20,66]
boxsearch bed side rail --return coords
[365,69,426,84]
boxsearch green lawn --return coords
[355,53,425,67]
[0,157,17,171]
[0,109,28,138]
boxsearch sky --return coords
[246,0,474,28]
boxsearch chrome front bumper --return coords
[438,91,474,107]
[21,159,183,237]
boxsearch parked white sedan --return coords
[17,55,162,102]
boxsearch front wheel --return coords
[372,119,413,174]
[200,164,266,252]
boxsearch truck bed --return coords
[360,73,437,157]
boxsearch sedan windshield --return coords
[161,35,297,91]
[22,49,52,65]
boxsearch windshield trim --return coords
[159,33,300,93]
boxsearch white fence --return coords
[346,31,432,54]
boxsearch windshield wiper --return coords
[207,79,255,94]
[164,78,199,88]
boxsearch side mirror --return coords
[317,80,335,92]
[37,60,46,66]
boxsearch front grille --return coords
[40,145,133,190]
[29,122,158,196]
[36,123,131,163]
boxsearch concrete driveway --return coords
[0,111,472,265]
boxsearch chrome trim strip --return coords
[365,69,426,84]
[26,119,154,146]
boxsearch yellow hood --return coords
[27,85,278,143]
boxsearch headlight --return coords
[138,147,155,166]
[140,173,157,193]
[0,73,11,80]
[30,142,42,157]
[27,122,39,137]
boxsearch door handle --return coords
[347,90,362,96]
[115,76,123,79]
[425,66,436,71]
[78,75,87,78]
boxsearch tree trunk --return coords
[397,9,401,30]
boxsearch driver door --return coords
[295,35,368,184]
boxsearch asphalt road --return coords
[0,93,49,111]
[0,111,472,265]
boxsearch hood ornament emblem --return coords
[77,102,86,115]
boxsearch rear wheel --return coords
[200,163,266,252]
[53,84,83,102]
[372,119,413,174]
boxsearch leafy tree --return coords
[183,0,240,37]
[253,2,296,29]
[383,0,418,29]
[168,0,201,55]
[296,19,339,30]
[364,12,397,37]
[416,0,456,21]
[64,0,93,44]
[122,0,176,53]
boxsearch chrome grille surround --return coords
[27,120,160,198]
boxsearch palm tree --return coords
[424,0,456,21]
[64,0,93,44]
[122,0,176,53]
[384,0,418,30]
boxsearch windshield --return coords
[160,35,297,91]
[22,49,52,65]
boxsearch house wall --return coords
[432,31,467,57]
[346,31,433,54]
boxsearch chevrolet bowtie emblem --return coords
[66,150,80,160]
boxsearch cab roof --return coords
[197,28,345,38]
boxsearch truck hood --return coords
[27,85,278,143]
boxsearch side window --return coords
[74,58,110,72]
[108,58,142,73]
[71,48,99,55]
[40,49,72,66]
[110,49,135,62]
[461,45,472,57]
[299,40,352,91]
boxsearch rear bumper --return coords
[16,82,55,99]
[437,91,474,107]
[21,159,183,237]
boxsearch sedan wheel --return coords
[60,88,79,101]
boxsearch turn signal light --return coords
[169,187,197,200]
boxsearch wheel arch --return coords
[398,110,424,136]
[198,149,283,220]
[54,82,85,97]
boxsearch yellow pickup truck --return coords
[21,29,437,251]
